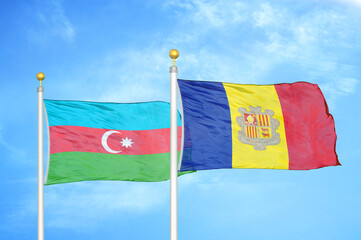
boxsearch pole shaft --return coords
[37,86,44,240]
[170,66,178,240]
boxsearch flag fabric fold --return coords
[44,99,188,185]
[177,79,340,172]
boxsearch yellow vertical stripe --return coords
[258,115,263,126]
[223,83,289,169]
[265,115,269,126]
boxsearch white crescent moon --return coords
[101,130,122,153]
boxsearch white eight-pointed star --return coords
[121,137,134,148]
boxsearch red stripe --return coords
[49,125,182,155]
[246,126,249,137]
[261,115,265,127]
[255,127,258,138]
[252,126,255,138]
[274,83,340,170]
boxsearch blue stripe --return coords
[44,100,181,130]
[178,79,232,171]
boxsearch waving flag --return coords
[44,100,188,185]
[178,79,340,172]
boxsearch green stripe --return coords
[46,152,192,185]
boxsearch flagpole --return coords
[169,49,179,240]
[37,72,45,240]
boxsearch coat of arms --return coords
[236,106,280,150]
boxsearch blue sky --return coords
[1,0,361,239]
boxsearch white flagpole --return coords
[169,49,179,240]
[37,72,45,240]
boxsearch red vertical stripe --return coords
[262,115,266,127]
[255,127,258,138]
[246,126,249,137]
[274,83,339,170]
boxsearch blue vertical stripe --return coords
[178,79,233,171]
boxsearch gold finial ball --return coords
[36,72,45,81]
[169,49,179,60]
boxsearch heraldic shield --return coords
[236,106,281,151]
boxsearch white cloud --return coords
[9,181,169,230]
[333,0,361,7]
[248,3,361,106]
[165,0,246,28]
[253,2,283,27]
[338,78,358,93]
[42,174,201,229]
[320,77,359,108]
[86,1,360,107]
[5,171,285,231]
[29,0,75,43]
[93,48,172,103]
[39,0,360,115]
[3,172,196,231]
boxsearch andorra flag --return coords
[44,100,189,185]
[178,79,340,172]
